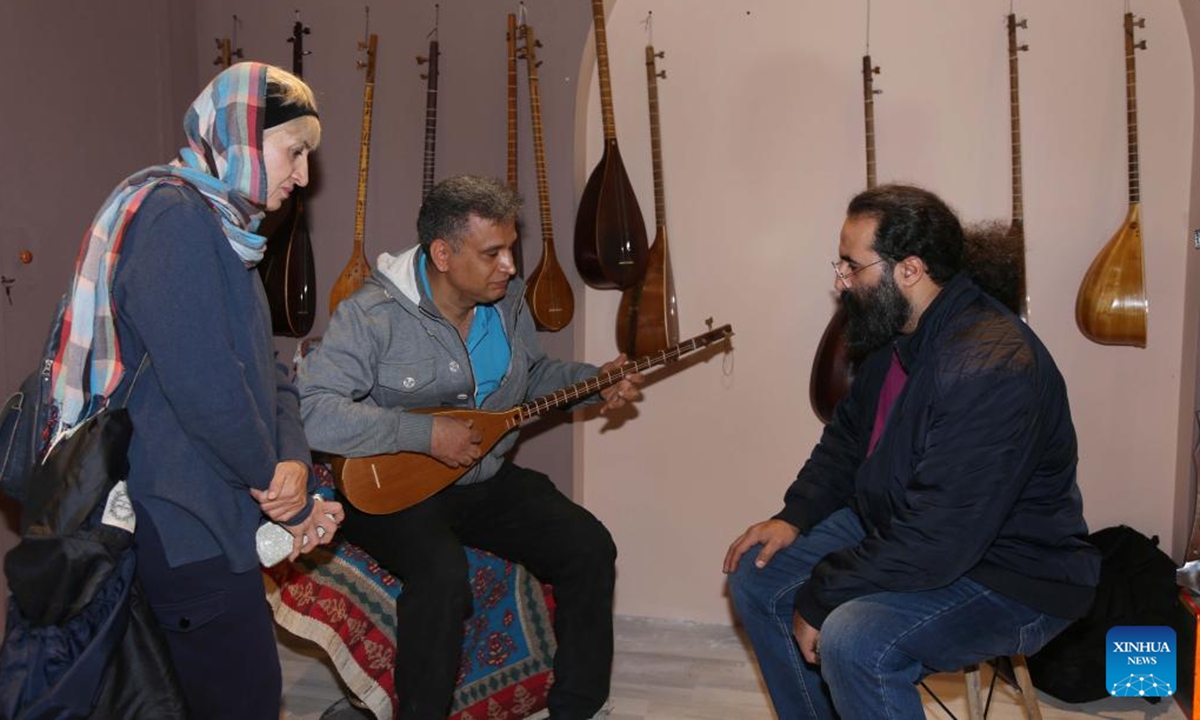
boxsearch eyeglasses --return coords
[831,258,887,286]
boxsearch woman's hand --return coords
[285,497,344,561]
[251,460,309,522]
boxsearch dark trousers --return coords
[133,507,282,720]
[339,463,617,720]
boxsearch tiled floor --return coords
[278,615,1189,719]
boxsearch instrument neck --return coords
[863,55,877,190]
[423,40,440,199]
[507,16,518,189]
[1008,19,1024,223]
[647,46,666,229]
[1124,13,1141,206]
[525,27,556,253]
[591,0,617,140]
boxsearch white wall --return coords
[575,0,1196,624]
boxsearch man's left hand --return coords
[793,612,821,665]
[597,354,644,414]
[251,460,309,522]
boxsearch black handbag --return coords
[0,355,188,719]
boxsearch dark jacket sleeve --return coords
[794,365,1038,628]
[772,352,874,533]
[118,188,279,493]
[272,344,315,525]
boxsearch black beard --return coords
[840,274,911,356]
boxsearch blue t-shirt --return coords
[419,253,510,405]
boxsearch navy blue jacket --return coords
[111,184,313,572]
[782,275,1099,628]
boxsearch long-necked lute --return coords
[329,33,378,315]
[616,44,678,357]
[573,0,649,290]
[417,37,440,198]
[1076,12,1148,347]
[259,15,317,337]
[521,22,574,331]
[809,54,880,423]
[335,323,733,514]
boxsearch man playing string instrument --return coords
[724,184,1099,720]
[298,175,641,720]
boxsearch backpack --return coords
[1026,524,1180,703]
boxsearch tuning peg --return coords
[356,59,367,69]
[657,70,666,79]
[535,61,543,69]
[1134,16,1146,29]
[535,39,543,48]
[1019,43,1029,52]
[416,54,429,64]
[357,39,369,51]
[1017,18,1028,29]
[872,65,881,75]
[655,50,665,59]
[303,27,311,36]
[233,47,244,60]
[1136,39,1148,50]
[874,88,882,96]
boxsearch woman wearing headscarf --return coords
[48,61,343,718]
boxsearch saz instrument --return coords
[259,15,317,338]
[573,0,649,290]
[212,16,243,70]
[329,32,378,315]
[506,13,524,275]
[1006,13,1030,319]
[335,323,734,514]
[1075,12,1148,347]
[809,54,881,423]
[616,44,678,357]
[417,35,440,198]
[520,22,574,332]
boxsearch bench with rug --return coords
[264,465,556,720]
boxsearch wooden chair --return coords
[963,655,1042,720]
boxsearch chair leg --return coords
[964,664,984,720]
[1010,654,1043,720]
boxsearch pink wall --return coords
[577,0,1199,624]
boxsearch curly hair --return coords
[417,175,522,250]
[846,184,964,285]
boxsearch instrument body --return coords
[336,324,734,514]
[1075,12,1148,347]
[259,18,317,337]
[521,23,575,331]
[617,45,678,357]
[573,0,649,290]
[329,34,379,315]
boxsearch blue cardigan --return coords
[111,184,313,573]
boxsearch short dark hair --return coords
[846,184,964,285]
[417,175,522,250]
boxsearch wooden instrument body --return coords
[335,324,733,514]
[521,22,575,331]
[335,407,520,515]
[1075,12,1148,347]
[617,45,678,357]
[330,34,378,315]
[1076,203,1147,347]
[573,0,649,290]
[260,18,316,338]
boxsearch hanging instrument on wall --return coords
[1006,12,1030,320]
[1075,11,1148,348]
[809,52,881,423]
[573,0,649,290]
[506,12,524,276]
[212,15,243,69]
[417,11,440,199]
[616,39,678,357]
[329,21,378,315]
[259,13,317,338]
[334,323,734,514]
[520,21,574,331]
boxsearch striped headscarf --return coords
[51,62,274,428]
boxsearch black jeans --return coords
[338,463,616,720]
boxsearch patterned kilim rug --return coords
[263,471,557,719]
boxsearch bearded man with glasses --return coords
[723,184,1100,720]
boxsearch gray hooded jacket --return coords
[297,245,597,485]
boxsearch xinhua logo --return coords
[1106,626,1175,697]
